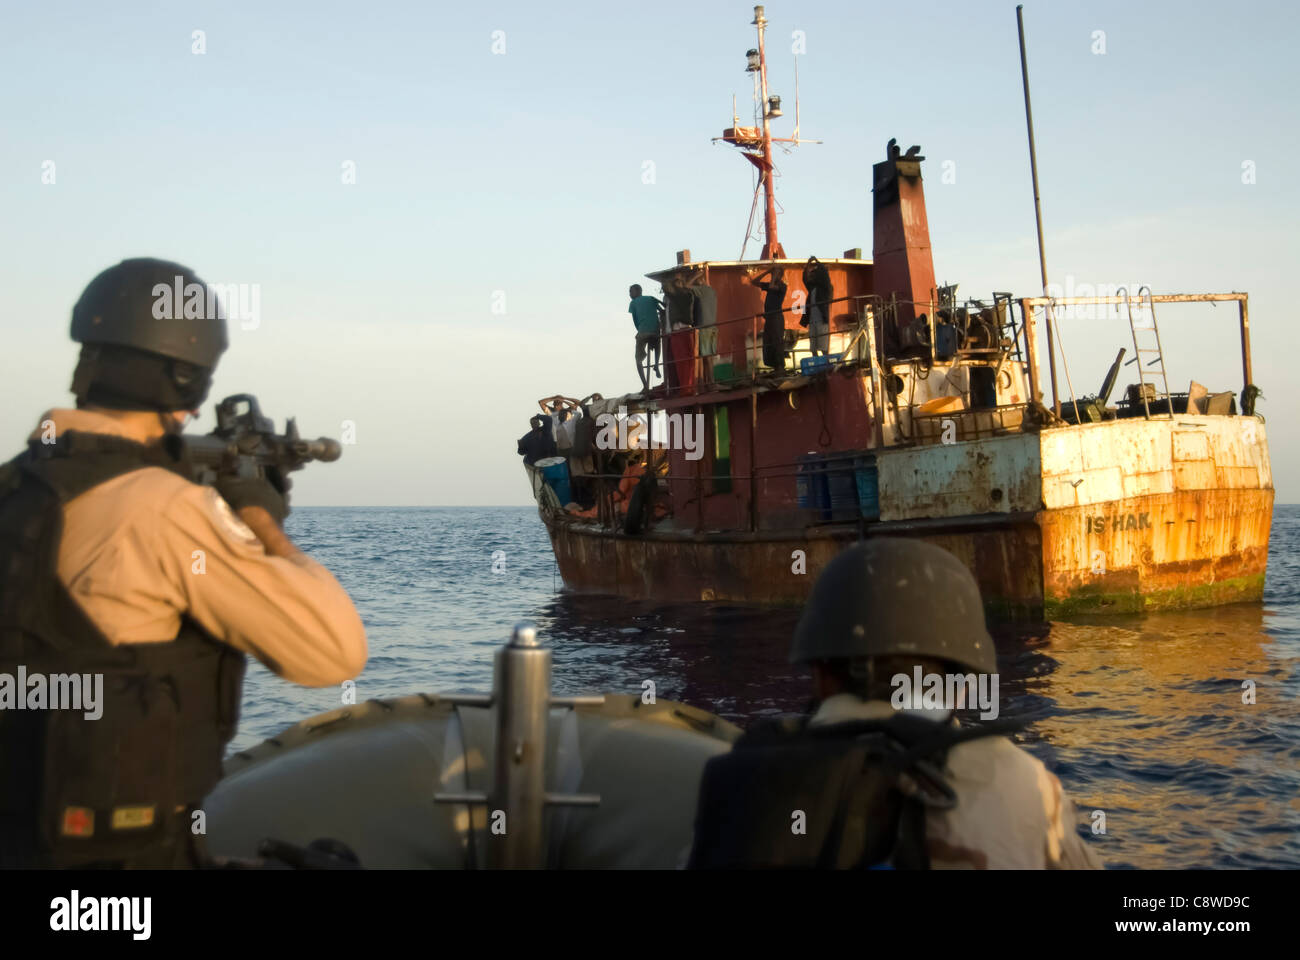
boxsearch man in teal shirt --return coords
[628,284,664,392]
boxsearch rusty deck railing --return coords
[532,289,1256,534]
[1017,293,1252,421]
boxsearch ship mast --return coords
[716,5,819,260]
[753,6,782,259]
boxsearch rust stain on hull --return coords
[546,524,849,606]
[546,519,1046,619]
[1038,487,1273,615]
[545,486,1272,621]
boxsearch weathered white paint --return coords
[876,432,1042,520]
[876,415,1270,521]
[1039,416,1270,510]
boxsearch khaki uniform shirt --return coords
[33,408,367,687]
[811,694,1102,869]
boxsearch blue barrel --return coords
[825,453,860,522]
[796,454,813,509]
[855,455,880,520]
[796,454,830,522]
[535,456,572,506]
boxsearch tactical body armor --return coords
[687,713,1018,869]
[0,431,245,868]
[688,539,1014,870]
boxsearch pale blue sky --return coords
[2,0,1296,504]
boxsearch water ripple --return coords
[229,503,1300,869]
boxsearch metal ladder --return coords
[1122,285,1172,419]
[992,292,1024,364]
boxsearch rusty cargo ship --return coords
[520,6,1271,622]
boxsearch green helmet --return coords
[789,538,997,674]
[70,258,228,411]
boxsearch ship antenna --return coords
[793,57,800,141]
[1016,5,1050,300]
[714,6,822,261]
[1016,4,1062,419]
[754,6,781,258]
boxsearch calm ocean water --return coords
[234,504,1300,869]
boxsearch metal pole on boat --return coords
[434,625,602,868]
[754,5,781,258]
[1238,297,1253,394]
[1016,5,1061,418]
[1020,297,1042,406]
[489,622,552,868]
[750,392,758,531]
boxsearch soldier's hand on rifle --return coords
[215,474,304,560]
[235,505,303,560]
[216,473,290,526]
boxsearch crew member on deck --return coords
[802,257,833,358]
[747,266,789,374]
[516,415,556,466]
[627,284,665,393]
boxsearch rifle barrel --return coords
[294,438,342,463]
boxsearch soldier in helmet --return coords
[0,258,368,868]
[688,538,1101,870]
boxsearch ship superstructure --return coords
[522,6,1271,620]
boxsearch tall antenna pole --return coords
[754,6,783,259]
[1016,4,1060,417]
[718,6,815,258]
[793,58,801,141]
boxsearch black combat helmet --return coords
[789,538,997,675]
[69,257,228,411]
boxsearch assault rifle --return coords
[182,393,342,488]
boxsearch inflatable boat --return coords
[205,624,741,868]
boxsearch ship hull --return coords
[544,490,1271,621]
[1036,487,1271,616]
[542,417,1273,622]
[544,514,1047,616]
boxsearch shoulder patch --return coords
[204,487,261,546]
